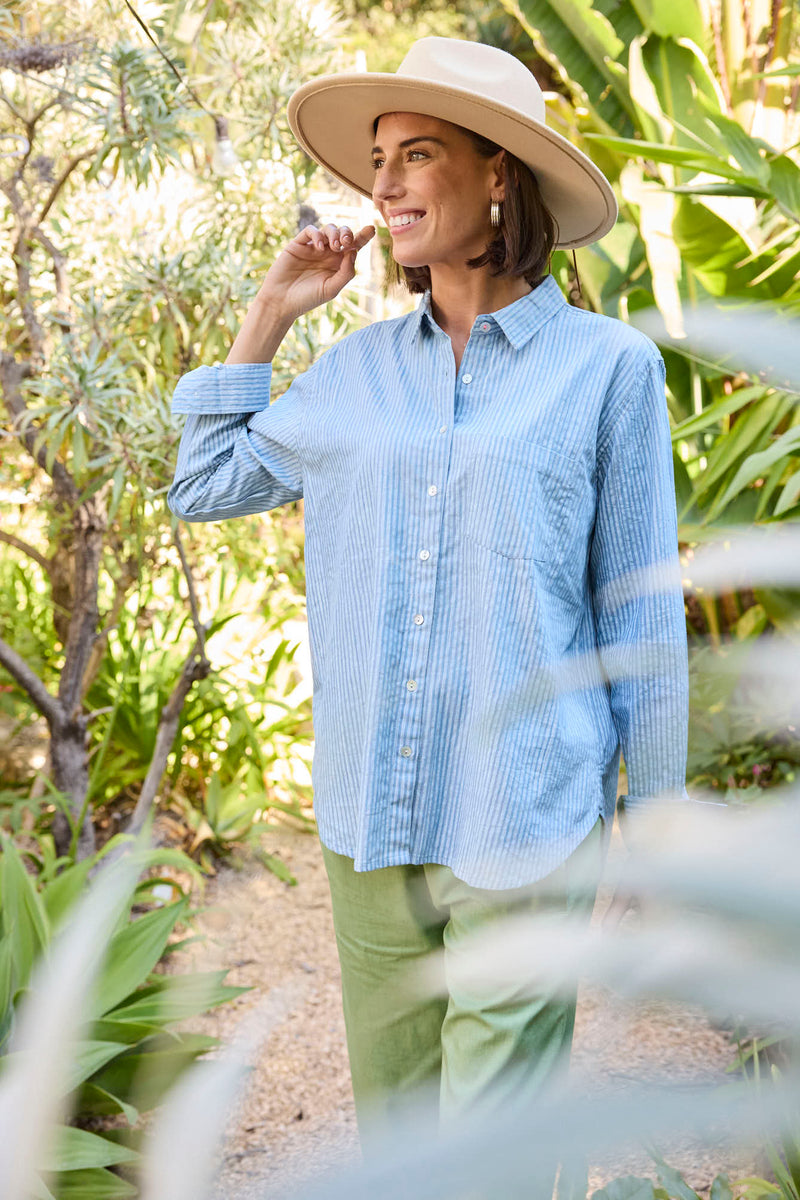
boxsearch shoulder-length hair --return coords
[377,123,559,294]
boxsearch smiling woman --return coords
[166,34,691,1197]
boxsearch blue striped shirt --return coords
[167,272,691,888]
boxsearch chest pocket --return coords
[460,436,584,569]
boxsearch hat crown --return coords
[397,37,545,125]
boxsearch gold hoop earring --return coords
[490,199,502,228]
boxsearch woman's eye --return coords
[370,150,427,170]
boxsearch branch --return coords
[38,148,98,224]
[126,638,211,836]
[11,227,47,361]
[0,635,61,726]
[0,529,53,574]
[0,85,27,123]
[30,226,70,319]
[174,524,207,659]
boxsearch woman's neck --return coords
[428,267,533,348]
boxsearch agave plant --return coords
[0,832,246,1199]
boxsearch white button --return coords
[413,613,424,625]
[463,373,473,384]
[406,679,417,691]
[439,425,447,434]
[480,322,490,331]
[419,549,430,560]
[428,484,438,496]
[400,745,412,757]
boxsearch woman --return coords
[168,36,690,1191]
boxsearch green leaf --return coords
[40,1126,139,1171]
[0,835,50,988]
[51,1167,137,1198]
[672,196,769,296]
[709,1174,733,1200]
[92,897,188,1018]
[90,1032,218,1111]
[41,859,93,930]
[584,133,752,177]
[710,425,800,517]
[66,1040,127,1091]
[775,466,800,516]
[90,1016,166,1044]
[734,603,767,640]
[695,393,791,496]
[105,970,247,1024]
[629,0,704,43]
[693,93,771,182]
[652,1153,702,1199]
[671,386,767,439]
[0,932,15,1042]
[252,846,298,885]
[592,1178,658,1200]
[78,1082,139,1125]
[500,0,637,136]
[638,37,723,149]
[768,154,800,222]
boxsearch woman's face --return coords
[371,112,505,271]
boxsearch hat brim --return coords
[287,73,618,250]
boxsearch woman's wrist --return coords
[224,290,296,365]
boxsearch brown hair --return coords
[375,121,559,294]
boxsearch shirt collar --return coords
[408,273,566,350]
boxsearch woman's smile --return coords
[387,210,427,235]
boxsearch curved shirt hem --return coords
[315,807,606,891]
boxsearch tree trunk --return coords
[50,709,95,860]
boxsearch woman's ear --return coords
[491,148,507,203]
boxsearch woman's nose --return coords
[372,163,404,202]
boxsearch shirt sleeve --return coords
[167,360,309,522]
[588,350,692,817]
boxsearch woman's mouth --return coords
[387,211,426,235]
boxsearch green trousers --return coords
[320,818,607,1195]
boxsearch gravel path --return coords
[167,821,757,1200]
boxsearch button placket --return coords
[394,344,454,829]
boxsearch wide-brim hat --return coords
[287,37,618,250]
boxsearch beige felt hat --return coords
[287,37,618,250]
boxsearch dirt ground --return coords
[166,820,759,1200]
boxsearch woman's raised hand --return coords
[259,222,376,322]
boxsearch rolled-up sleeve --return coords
[167,361,310,522]
[589,350,692,815]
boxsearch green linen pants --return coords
[320,817,607,1196]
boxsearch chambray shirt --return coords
[167,272,691,889]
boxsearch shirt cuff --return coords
[171,362,273,414]
[619,785,694,812]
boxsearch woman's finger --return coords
[352,224,376,251]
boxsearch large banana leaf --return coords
[499,0,640,136]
